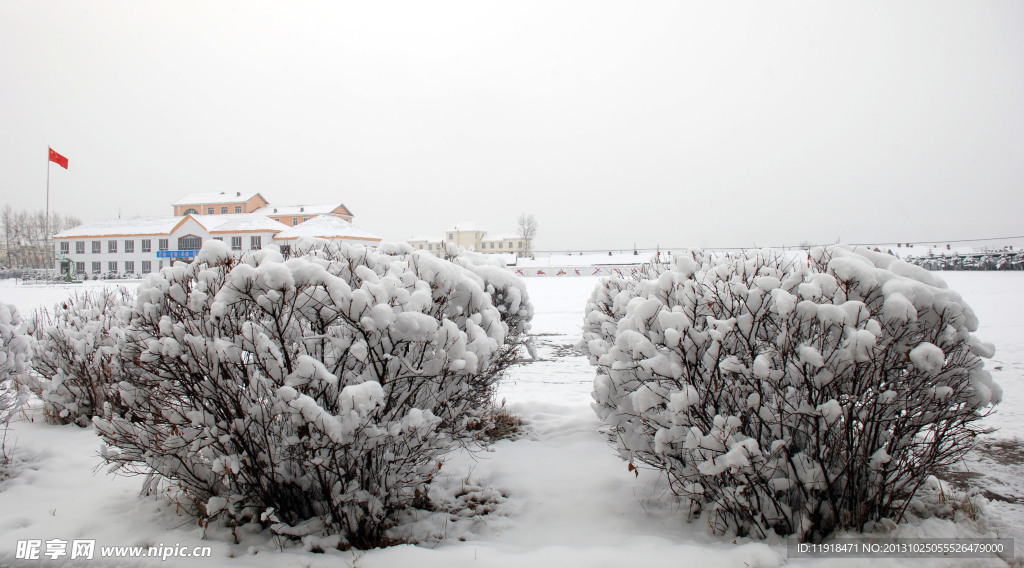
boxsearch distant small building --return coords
[408,222,526,258]
[407,235,446,256]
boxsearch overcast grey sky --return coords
[2,1,1022,251]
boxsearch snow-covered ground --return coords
[0,272,1021,567]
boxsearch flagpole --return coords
[46,147,51,272]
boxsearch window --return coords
[292,217,298,225]
[178,235,202,250]
[158,239,169,251]
[108,240,117,253]
[75,261,85,274]
[212,237,223,241]
[280,244,291,259]
[92,241,101,254]
[207,207,214,214]
[499,242,503,249]
[231,236,242,251]
[302,216,309,222]
[125,240,134,253]
[125,261,134,274]
[490,242,495,249]
[251,236,262,250]
[183,208,198,215]
[108,261,117,273]
[142,239,151,253]
[141,261,151,274]
[448,233,454,240]
[419,244,424,249]
[428,244,433,251]
[221,206,228,214]
[59,241,69,255]
[92,261,101,273]
[518,242,523,249]
[234,205,241,213]
[76,241,85,254]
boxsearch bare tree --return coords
[517,213,538,258]
[0,206,80,269]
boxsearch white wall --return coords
[55,222,279,275]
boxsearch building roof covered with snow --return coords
[55,214,297,239]
[274,215,382,243]
[189,214,290,234]
[172,191,266,206]
[253,203,352,218]
[53,217,185,238]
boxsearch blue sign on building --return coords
[156,250,199,258]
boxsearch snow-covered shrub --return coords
[582,246,1000,542]
[21,287,134,426]
[446,247,534,404]
[302,240,533,417]
[0,302,31,431]
[95,240,510,548]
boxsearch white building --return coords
[407,223,526,258]
[53,215,289,277]
[52,194,382,277]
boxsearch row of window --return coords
[61,239,166,255]
[59,236,262,255]
[483,241,523,249]
[228,236,261,250]
[416,241,524,251]
[74,260,157,274]
[182,211,314,225]
[183,206,243,215]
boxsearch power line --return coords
[851,235,1024,247]
[533,235,1024,255]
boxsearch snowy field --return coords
[0,272,1022,567]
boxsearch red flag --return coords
[48,147,68,169]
